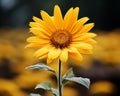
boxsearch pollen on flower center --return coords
[50,30,71,49]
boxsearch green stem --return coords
[58,59,62,96]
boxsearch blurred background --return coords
[0,0,120,96]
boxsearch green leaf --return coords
[63,68,74,78]
[50,88,59,96]
[29,93,41,96]
[65,77,90,89]
[62,68,74,85]
[26,63,55,73]
[35,81,51,90]
[35,81,58,96]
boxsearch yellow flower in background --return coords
[25,5,96,64]
[0,79,27,96]
[45,87,80,96]
[90,81,116,94]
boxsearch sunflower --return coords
[25,5,96,64]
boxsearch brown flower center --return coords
[50,30,71,49]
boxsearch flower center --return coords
[50,30,71,49]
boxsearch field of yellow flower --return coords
[0,29,120,96]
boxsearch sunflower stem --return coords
[58,59,62,96]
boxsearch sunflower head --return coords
[25,5,96,64]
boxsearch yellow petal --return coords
[29,22,42,27]
[29,22,51,35]
[68,47,83,61]
[72,7,79,22]
[47,58,54,64]
[78,49,93,54]
[65,7,79,31]
[83,38,97,44]
[63,8,74,30]
[29,22,49,34]
[27,36,49,43]
[60,49,68,62]
[73,33,96,40]
[32,16,43,23]
[70,17,89,34]
[30,28,50,39]
[31,17,53,33]
[47,47,61,64]
[33,45,52,58]
[54,5,63,29]
[71,42,93,49]
[25,43,43,48]
[40,10,56,32]
[79,23,95,33]
[26,36,39,43]
[39,53,48,59]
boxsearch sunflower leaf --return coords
[26,63,55,73]
[35,81,59,96]
[50,88,59,96]
[29,93,41,96]
[65,77,90,89]
[62,68,74,85]
[35,81,51,90]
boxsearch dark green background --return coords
[0,0,120,30]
